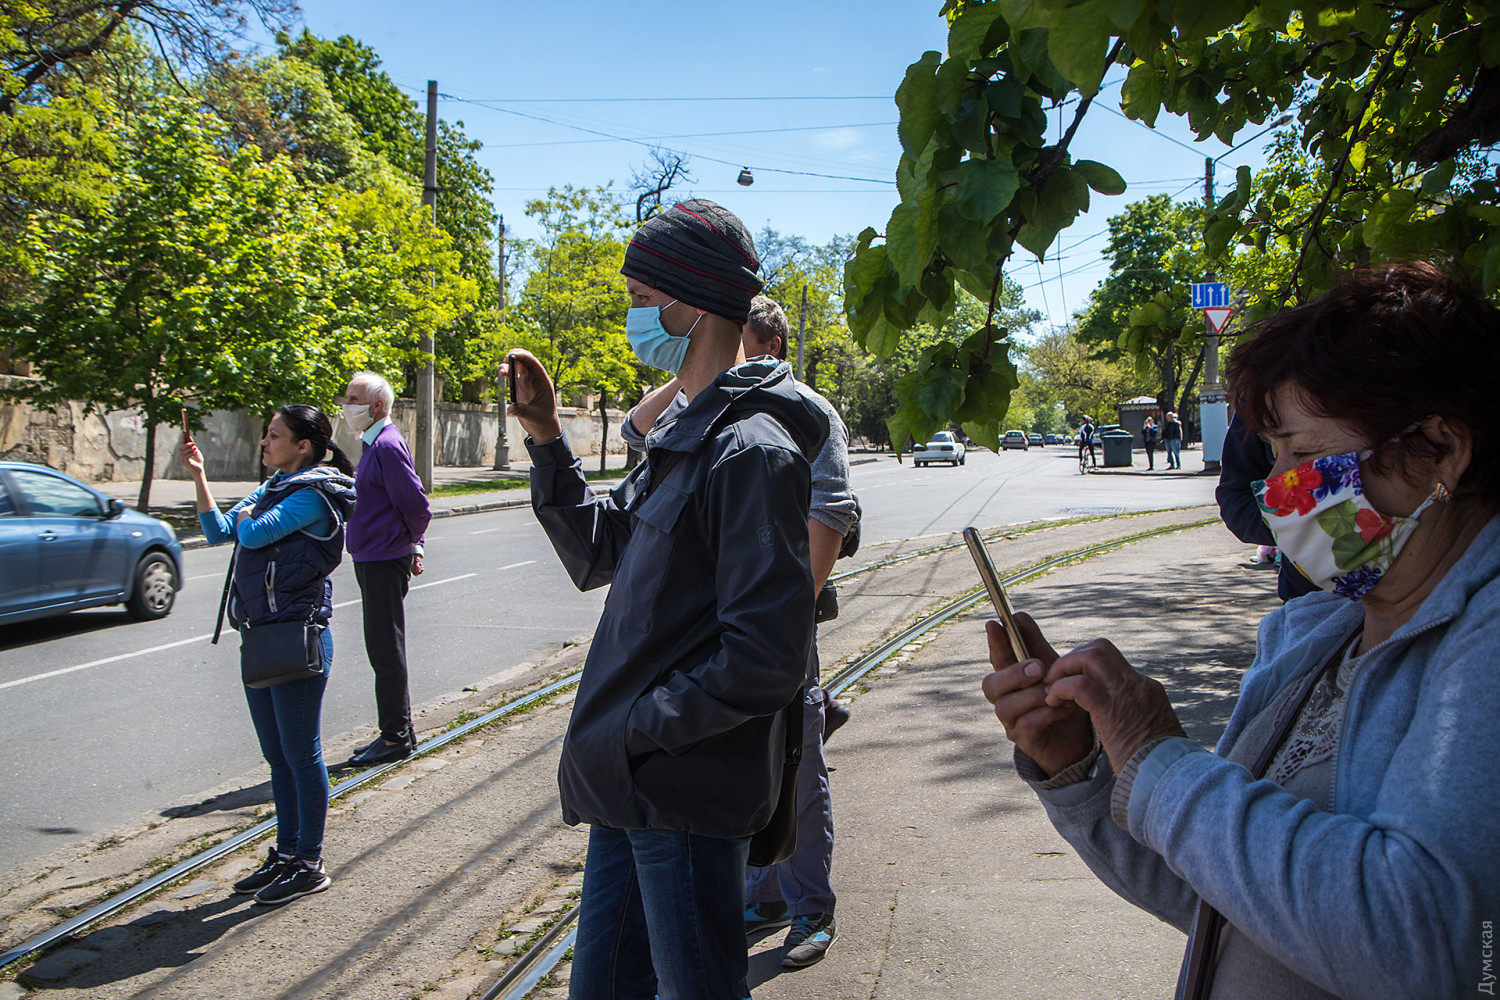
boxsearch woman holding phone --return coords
[983,263,1500,998]
[179,405,356,906]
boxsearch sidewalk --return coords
[1,510,1279,999]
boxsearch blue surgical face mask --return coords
[626,299,700,374]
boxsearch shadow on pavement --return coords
[160,782,272,820]
[19,896,267,992]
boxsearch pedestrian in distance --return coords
[179,406,356,906]
[622,293,856,968]
[1141,415,1159,471]
[982,261,1500,998]
[1077,416,1098,468]
[340,372,432,768]
[1161,410,1183,469]
[503,200,829,1000]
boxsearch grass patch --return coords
[428,466,629,499]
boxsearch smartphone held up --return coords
[963,527,1030,664]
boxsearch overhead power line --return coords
[482,121,897,150]
[444,94,892,104]
[441,92,897,185]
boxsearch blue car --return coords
[0,461,184,625]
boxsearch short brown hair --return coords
[1227,261,1500,508]
[744,294,790,361]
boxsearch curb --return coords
[177,459,885,550]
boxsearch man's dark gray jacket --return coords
[527,359,829,838]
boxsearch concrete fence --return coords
[0,375,628,484]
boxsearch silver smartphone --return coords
[963,526,1030,662]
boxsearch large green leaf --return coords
[896,52,943,156]
[1044,1,1110,94]
[949,2,1009,61]
[1120,59,1163,128]
[1074,159,1127,196]
[954,157,1022,224]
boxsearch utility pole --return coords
[492,214,511,470]
[415,80,437,491]
[796,284,808,382]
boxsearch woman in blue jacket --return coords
[180,405,356,906]
[983,262,1500,998]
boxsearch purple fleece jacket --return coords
[347,423,431,562]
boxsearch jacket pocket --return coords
[603,484,690,633]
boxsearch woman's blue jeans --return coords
[570,825,751,1000]
[242,627,332,861]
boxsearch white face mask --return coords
[342,403,374,433]
[1253,450,1441,599]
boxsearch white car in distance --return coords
[914,431,966,467]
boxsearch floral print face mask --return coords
[1253,451,1440,600]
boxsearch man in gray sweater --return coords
[622,294,856,967]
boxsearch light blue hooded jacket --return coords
[1028,514,1500,999]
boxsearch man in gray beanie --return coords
[504,200,829,1000]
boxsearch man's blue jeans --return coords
[570,825,751,1000]
[242,627,332,861]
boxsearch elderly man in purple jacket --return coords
[341,371,432,767]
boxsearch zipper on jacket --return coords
[265,560,278,614]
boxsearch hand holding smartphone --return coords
[963,527,1030,663]
[505,354,517,406]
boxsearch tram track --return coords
[0,508,1216,992]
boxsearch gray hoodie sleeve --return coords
[802,387,856,538]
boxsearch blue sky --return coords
[249,1,1284,337]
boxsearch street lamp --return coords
[737,167,754,186]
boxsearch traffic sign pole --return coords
[1191,281,1233,473]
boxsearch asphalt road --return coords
[0,445,1218,874]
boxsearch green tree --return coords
[495,184,652,463]
[278,30,499,400]
[848,0,1500,439]
[1025,326,1149,428]
[1077,194,1208,417]
[3,100,363,508]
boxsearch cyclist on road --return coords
[1077,416,1098,469]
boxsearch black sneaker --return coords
[782,913,837,967]
[346,739,414,768]
[253,858,331,906]
[233,847,292,895]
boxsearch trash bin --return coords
[1100,425,1135,467]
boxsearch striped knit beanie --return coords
[621,200,764,325]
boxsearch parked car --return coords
[1000,430,1030,451]
[914,431,966,467]
[0,461,184,626]
[1027,433,1044,448]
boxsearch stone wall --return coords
[0,375,627,483]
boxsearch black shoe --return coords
[351,736,384,757]
[254,858,331,906]
[347,739,414,768]
[233,847,292,894]
[823,701,851,742]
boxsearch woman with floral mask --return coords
[981,261,1500,999]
